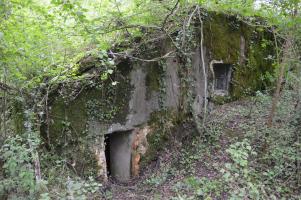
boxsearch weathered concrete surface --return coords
[88,121,108,182]
[109,131,134,182]
[192,47,208,117]
[127,67,149,126]
[164,58,180,108]
[108,64,161,134]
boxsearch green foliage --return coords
[173,177,223,199]
[220,139,262,199]
[0,132,103,199]
[0,133,41,198]
[0,0,299,88]
[0,0,181,88]
[0,0,300,199]
[225,139,254,167]
[179,146,201,174]
[61,176,101,199]
[211,95,232,105]
[38,175,102,200]
[145,167,170,187]
[201,116,224,144]
[143,109,183,166]
[170,86,301,199]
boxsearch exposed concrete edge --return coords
[107,123,134,134]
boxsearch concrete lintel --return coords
[107,123,134,134]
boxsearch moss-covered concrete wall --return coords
[203,12,274,98]
[42,11,275,180]
[43,65,132,176]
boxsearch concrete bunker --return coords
[104,130,133,182]
[212,63,232,95]
[41,11,275,184]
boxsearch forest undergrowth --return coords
[108,89,300,200]
[0,1,300,199]
[1,88,300,200]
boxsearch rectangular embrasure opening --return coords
[213,63,232,92]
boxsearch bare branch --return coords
[109,51,176,62]
[162,0,180,29]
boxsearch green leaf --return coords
[101,73,108,81]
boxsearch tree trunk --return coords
[267,37,292,127]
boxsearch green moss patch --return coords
[202,12,274,98]
[141,109,185,166]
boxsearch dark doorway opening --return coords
[104,135,111,176]
[213,63,232,92]
[104,130,133,182]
